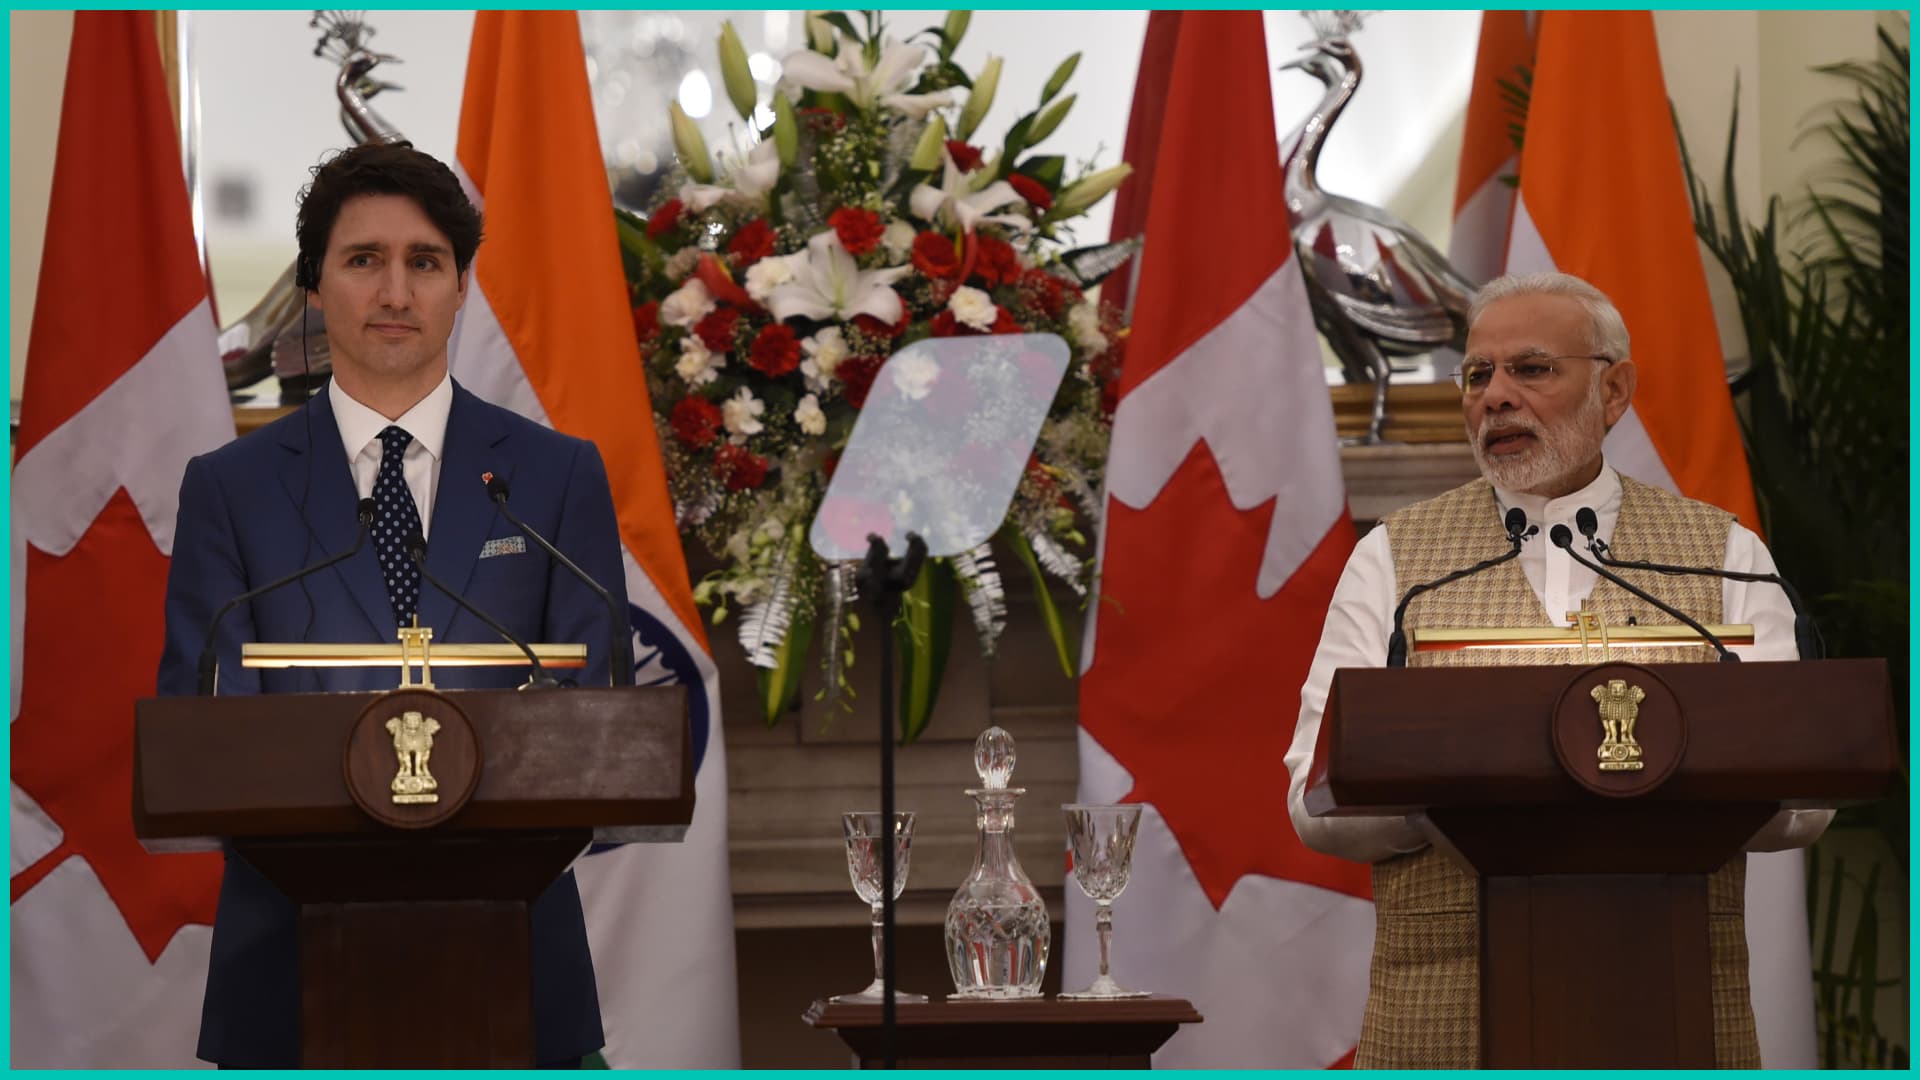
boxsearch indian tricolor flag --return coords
[1448,10,1536,286]
[451,11,738,1066]
[1505,11,1811,1066]
[1069,11,1372,1066]
[11,11,233,1066]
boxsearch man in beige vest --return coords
[1283,271,1832,1068]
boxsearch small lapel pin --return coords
[481,471,494,485]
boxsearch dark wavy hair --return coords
[294,140,484,290]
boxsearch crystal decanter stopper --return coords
[943,726,1051,998]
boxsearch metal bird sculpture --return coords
[1278,29,1479,444]
[218,12,407,401]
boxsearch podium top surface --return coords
[1309,659,1895,817]
[803,994,1203,1030]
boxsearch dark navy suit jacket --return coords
[156,380,627,1067]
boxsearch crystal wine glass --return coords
[833,810,928,1004]
[1059,803,1150,999]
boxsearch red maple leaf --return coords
[1081,442,1372,909]
[11,489,220,961]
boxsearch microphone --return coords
[485,475,632,687]
[405,532,558,689]
[196,498,377,695]
[1550,524,1738,662]
[1575,507,1819,660]
[1386,507,1536,667]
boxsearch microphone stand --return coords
[857,530,927,1071]
[1581,528,1821,661]
[1551,527,1738,663]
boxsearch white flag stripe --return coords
[11,858,214,1068]
[1448,167,1516,287]
[1106,265,1346,599]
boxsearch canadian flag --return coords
[1503,11,1811,1066]
[1068,11,1372,1067]
[10,11,234,1067]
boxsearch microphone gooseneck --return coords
[485,475,633,687]
[1550,524,1738,663]
[1574,505,1819,660]
[405,533,557,688]
[1386,508,1535,667]
[195,498,379,695]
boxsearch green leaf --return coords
[815,11,862,46]
[894,558,955,744]
[1005,526,1075,678]
[1017,154,1065,188]
[755,607,815,727]
[611,208,664,282]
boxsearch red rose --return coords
[714,444,770,491]
[749,323,802,376]
[973,235,1021,287]
[912,231,961,280]
[646,198,684,238]
[1007,173,1053,211]
[944,140,984,172]
[852,309,909,340]
[670,397,723,448]
[829,207,885,256]
[631,300,661,343]
[728,218,776,265]
[694,306,740,352]
[836,355,884,408]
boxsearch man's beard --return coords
[1469,376,1608,494]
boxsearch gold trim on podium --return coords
[242,643,589,668]
[1411,624,1754,652]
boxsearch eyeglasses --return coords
[1451,353,1614,394]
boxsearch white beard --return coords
[1470,376,1608,494]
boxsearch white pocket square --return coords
[479,536,527,559]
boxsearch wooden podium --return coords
[133,684,692,1067]
[1306,658,1895,1068]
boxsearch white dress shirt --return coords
[329,373,452,539]
[1284,463,1832,864]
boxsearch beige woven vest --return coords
[1353,475,1760,1069]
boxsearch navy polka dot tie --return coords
[375,425,423,628]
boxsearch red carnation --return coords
[836,355,884,408]
[851,309,909,341]
[829,207,885,256]
[670,397,723,448]
[912,231,961,280]
[714,444,770,491]
[1020,267,1080,320]
[631,299,661,343]
[1007,173,1053,212]
[647,198,684,238]
[944,140,985,172]
[695,306,741,352]
[749,323,803,377]
[728,218,776,266]
[931,305,1020,338]
[973,234,1021,287]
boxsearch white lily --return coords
[766,231,911,324]
[780,36,944,115]
[909,150,1031,233]
[681,139,782,213]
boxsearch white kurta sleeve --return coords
[1286,525,1430,863]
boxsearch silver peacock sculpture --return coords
[1278,26,1479,444]
[219,12,407,401]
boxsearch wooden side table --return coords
[803,995,1203,1069]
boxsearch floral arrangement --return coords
[615,11,1132,738]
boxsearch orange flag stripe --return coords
[1520,11,1759,530]
[456,11,706,649]
[1453,10,1535,215]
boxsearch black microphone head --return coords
[405,532,428,563]
[1549,524,1574,548]
[357,497,377,527]
[1576,507,1599,538]
[1503,507,1528,541]
[485,474,511,503]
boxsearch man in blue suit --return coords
[157,141,626,1067]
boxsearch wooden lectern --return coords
[133,681,692,1068]
[1306,658,1895,1068]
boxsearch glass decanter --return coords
[944,726,1050,999]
